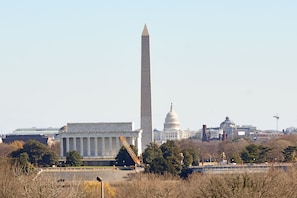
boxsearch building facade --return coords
[202,117,257,141]
[59,122,142,159]
[220,116,237,139]
[2,127,59,145]
[154,104,197,144]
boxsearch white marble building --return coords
[154,104,197,144]
[59,122,142,159]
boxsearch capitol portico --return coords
[59,122,142,159]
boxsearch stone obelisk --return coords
[141,24,153,151]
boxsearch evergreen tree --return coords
[16,152,34,174]
[142,141,184,175]
[149,157,168,174]
[283,146,297,162]
[240,144,271,163]
[142,142,163,164]
[187,148,199,166]
[66,150,82,166]
[258,145,271,163]
[182,149,193,167]
[142,142,165,173]
[10,140,58,167]
[160,140,183,175]
[241,144,258,163]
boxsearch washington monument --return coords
[141,24,153,151]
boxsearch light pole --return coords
[96,177,104,198]
[273,115,279,132]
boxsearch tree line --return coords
[2,134,297,174]
[116,135,297,177]
[0,140,82,174]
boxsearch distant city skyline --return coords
[1,1,296,133]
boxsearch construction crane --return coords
[119,136,141,166]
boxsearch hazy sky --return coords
[1,1,296,133]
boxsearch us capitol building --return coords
[154,103,198,144]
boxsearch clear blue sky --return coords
[1,1,296,133]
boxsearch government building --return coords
[59,122,142,160]
[2,127,59,146]
[154,104,198,144]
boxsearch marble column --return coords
[116,136,120,154]
[102,137,105,157]
[66,137,69,152]
[109,137,112,156]
[131,136,135,145]
[94,137,98,156]
[73,137,77,151]
[60,138,64,157]
[137,136,142,156]
[87,137,91,156]
[80,137,83,156]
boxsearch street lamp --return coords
[96,177,104,198]
[273,115,279,132]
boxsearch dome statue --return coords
[164,103,181,130]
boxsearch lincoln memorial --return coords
[59,122,142,159]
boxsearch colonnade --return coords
[60,134,140,158]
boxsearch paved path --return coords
[40,168,141,183]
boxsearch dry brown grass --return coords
[2,156,297,198]
[0,158,104,198]
[114,168,297,198]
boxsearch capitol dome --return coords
[164,103,181,130]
